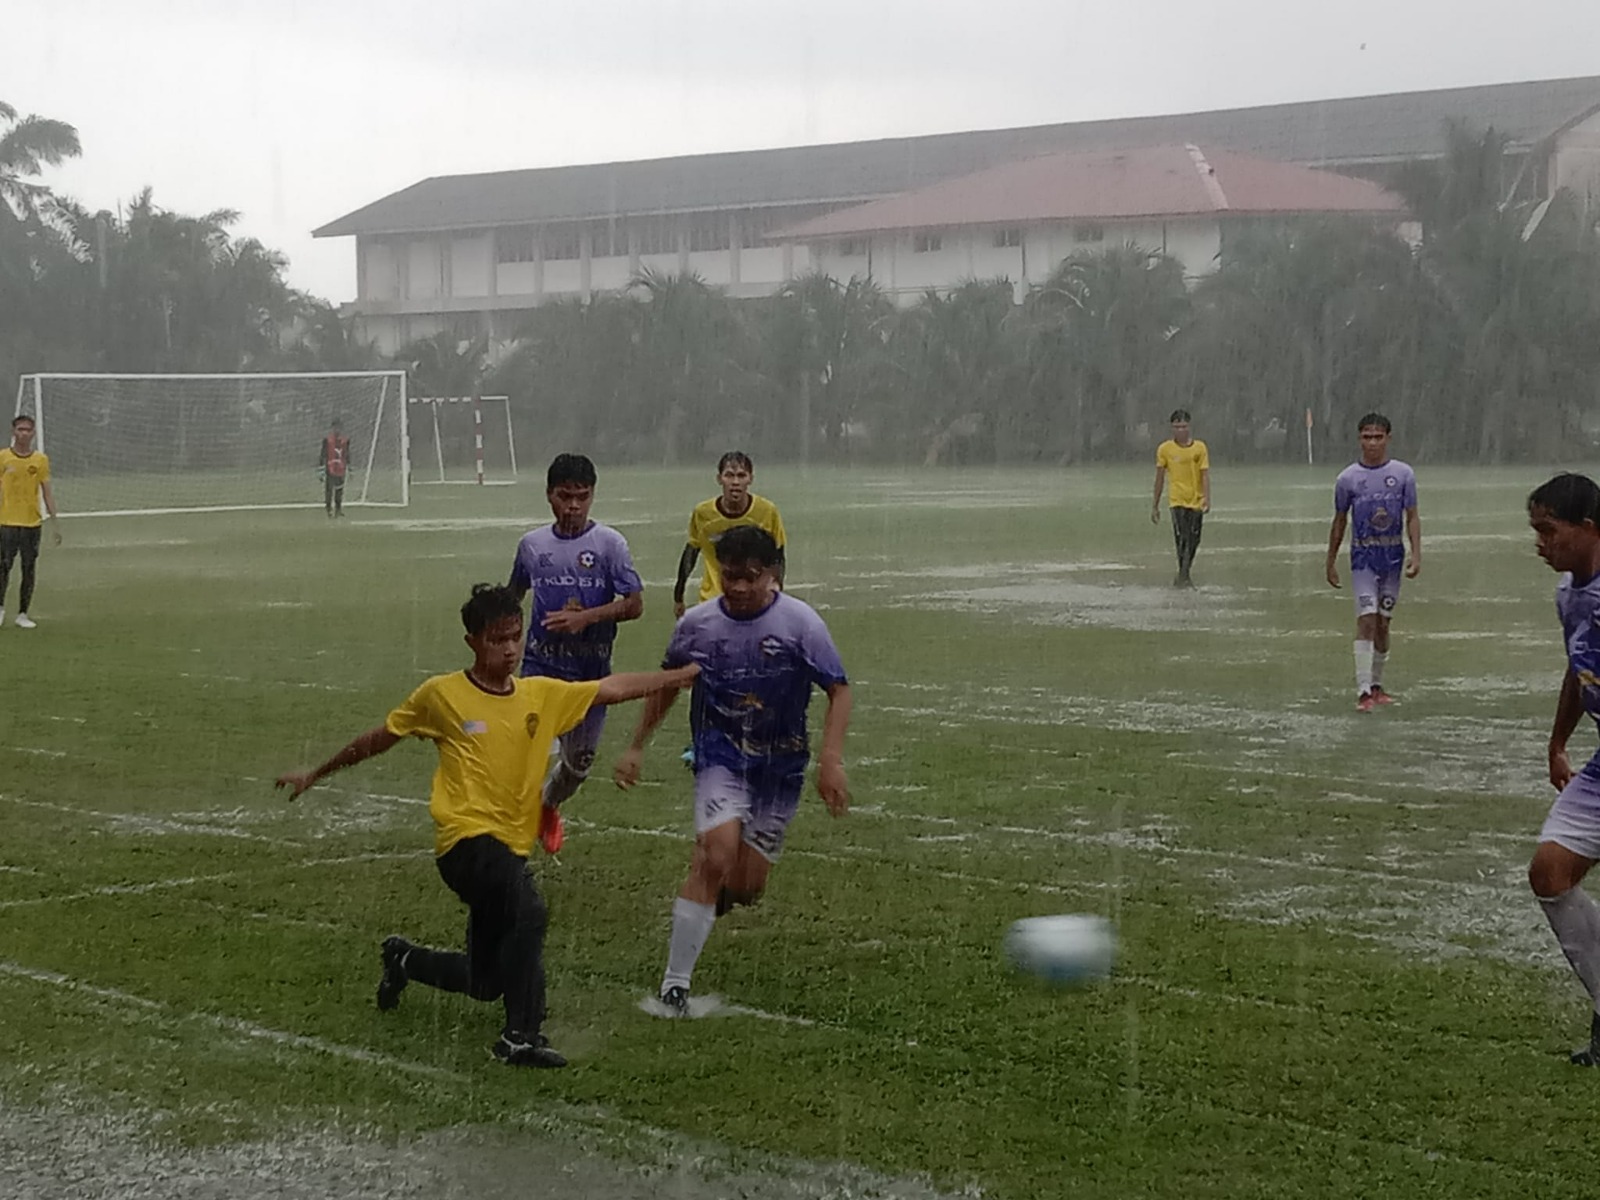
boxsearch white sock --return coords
[1540,887,1600,1015]
[1353,640,1374,696]
[1370,651,1387,690]
[662,897,716,994]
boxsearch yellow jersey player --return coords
[276,583,696,1068]
[1151,409,1209,588]
[0,413,62,629]
[673,451,786,619]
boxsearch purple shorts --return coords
[1540,762,1600,860]
[693,764,806,862]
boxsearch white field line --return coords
[0,962,980,1199]
[0,959,460,1080]
[0,850,426,912]
[5,747,67,758]
[0,795,306,849]
[174,671,363,693]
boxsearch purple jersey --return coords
[1334,459,1417,574]
[1558,571,1600,737]
[664,593,848,775]
[509,522,642,680]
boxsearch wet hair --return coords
[717,451,754,474]
[460,583,522,635]
[1168,409,1191,423]
[547,453,596,491]
[11,414,34,428]
[714,525,781,568]
[1529,473,1600,527]
[1357,412,1392,433]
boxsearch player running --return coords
[0,414,62,629]
[1325,413,1420,712]
[1525,473,1600,1065]
[276,583,696,1068]
[510,453,643,855]
[673,451,786,619]
[615,526,851,1017]
[1150,409,1210,588]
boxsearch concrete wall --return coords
[1552,109,1600,205]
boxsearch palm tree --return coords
[1025,246,1189,462]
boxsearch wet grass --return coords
[0,463,1590,1198]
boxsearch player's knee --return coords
[1530,856,1581,899]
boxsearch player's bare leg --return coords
[1531,840,1600,1064]
[659,820,747,1014]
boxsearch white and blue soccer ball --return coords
[1005,914,1116,986]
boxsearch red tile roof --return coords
[772,144,1405,240]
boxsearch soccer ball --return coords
[1005,914,1116,986]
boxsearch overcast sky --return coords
[10,0,1599,302]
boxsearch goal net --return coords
[409,395,519,485]
[13,372,409,515]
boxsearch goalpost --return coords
[409,395,519,485]
[12,371,409,515]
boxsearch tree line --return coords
[7,100,1598,465]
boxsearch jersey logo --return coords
[525,713,541,738]
[1385,476,1398,488]
[563,597,585,612]
[26,465,37,477]
[462,720,488,734]
[759,635,783,658]
[577,550,597,569]
[1369,507,1392,532]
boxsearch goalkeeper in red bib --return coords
[319,418,351,518]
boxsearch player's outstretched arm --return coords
[816,682,853,817]
[595,663,697,707]
[613,681,690,788]
[673,544,699,618]
[1325,512,1348,588]
[1404,506,1422,579]
[276,725,402,799]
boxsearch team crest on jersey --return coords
[759,635,783,657]
[1369,507,1392,531]
[525,713,541,738]
[1385,476,1397,488]
[26,465,37,476]
[578,550,597,569]
[563,597,584,612]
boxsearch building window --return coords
[1073,224,1105,244]
[687,212,731,253]
[837,238,867,257]
[542,224,582,261]
[912,232,943,253]
[635,214,677,256]
[588,218,626,258]
[993,228,1022,248]
[496,228,536,263]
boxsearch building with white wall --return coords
[314,76,1600,354]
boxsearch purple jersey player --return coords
[1325,413,1421,712]
[1527,473,1600,1066]
[509,453,643,854]
[614,525,852,1017]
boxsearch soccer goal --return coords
[12,372,409,515]
[408,395,519,485]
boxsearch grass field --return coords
[1,463,1593,1198]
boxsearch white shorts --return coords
[1350,566,1402,619]
[693,764,806,863]
[1540,766,1600,861]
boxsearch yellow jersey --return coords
[0,448,50,528]
[687,493,787,602]
[385,671,600,857]
[1156,439,1209,510]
